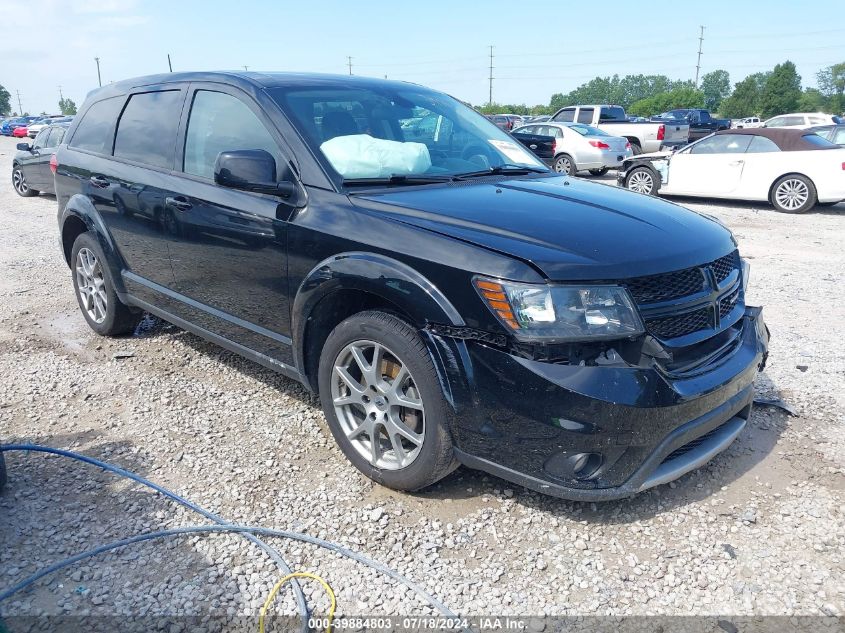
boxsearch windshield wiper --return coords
[343,174,456,187]
[454,164,549,179]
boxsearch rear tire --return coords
[318,311,457,491]
[12,167,38,197]
[553,154,576,175]
[588,167,609,176]
[629,142,642,155]
[624,166,658,195]
[771,175,816,214]
[70,232,141,336]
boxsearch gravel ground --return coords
[1,134,844,627]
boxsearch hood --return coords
[351,175,736,281]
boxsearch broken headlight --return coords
[474,277,644,342]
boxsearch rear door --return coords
[511,125,554,162]
[166,84,298,363]
[33,125,66,190]
[19,128,50,189]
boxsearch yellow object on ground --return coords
[258,571,336,633]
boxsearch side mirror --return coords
[214,149,296,198]
[16,142,32,152]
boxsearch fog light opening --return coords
[571,452,604,480]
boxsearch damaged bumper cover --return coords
[433,306,769,501]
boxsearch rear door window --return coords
[745,136,780,153]
[44,126,65,148]
[183,90,283,180]
[114,90,183,169]
[577,108,594,124]
[69,96,124,154]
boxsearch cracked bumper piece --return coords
[451,307,769,501]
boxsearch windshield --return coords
[269,84,546,181]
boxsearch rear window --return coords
[599,106,627,122]
[114,90,183,169]
[568,124,608,137]
[802,134,837,148]
[69,96,124,154]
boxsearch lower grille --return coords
[662,423,725,463]
[646,307,712,339]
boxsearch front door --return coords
[166,85,297,364]
[663,134,751,195]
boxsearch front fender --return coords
[292,250,465,373]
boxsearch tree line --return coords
[0,85,77,117]
[476,61,845,120]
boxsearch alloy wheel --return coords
[75,248,108,323]
[12,169,28,195]
[331,340,425,470]
[554,156,572,175]
[628,170,654,194]
[775,178,809,211]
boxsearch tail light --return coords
[657,124,665,141]
[625,141,631,149]
[50,154,58,174]
[588,140,610,149]
[841,162,845,171]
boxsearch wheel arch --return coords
[292,252,465,391]
[59,194,128,294]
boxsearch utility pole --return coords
[488,45,494,106]
[168,54,173,72]
[243,65,249,71]
[16,90,23,115]
[347,56,353,75]
[694,25,705,88]
[58,85,63,100]
[94,57,102,87]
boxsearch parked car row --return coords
[511,122,632,175]
[1,115,73,139]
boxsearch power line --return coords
[488,45,494,105]
[695,25,705,88]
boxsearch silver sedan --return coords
[513,122,632,176]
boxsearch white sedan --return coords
[617,128,845,213]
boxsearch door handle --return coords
[165,196,193,211]
[529,144,538,149]
[89,175,110,188]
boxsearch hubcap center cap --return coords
[374,396,387,410]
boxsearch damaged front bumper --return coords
[434,306,769,501]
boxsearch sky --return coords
[1,0,843,115]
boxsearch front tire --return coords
[12,167,38,197]
[318,311,456,491]
[771,175,816,214]
[70,232,140,336]
[625,166,658,195]
[553,154,576,175]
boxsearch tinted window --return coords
[689,134,752,154]
[553,108,575,122]
[44,126,65,148]
[32,129,49,149]
[745,136,779,153]
[184,90,283,180]
[599,106,627,122]
[832,127,845,145]
[69,96,124,154]
[577,108,594,124]
[114,90,182,169]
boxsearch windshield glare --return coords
[270,84,546,181]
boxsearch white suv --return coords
[762,112,842,129]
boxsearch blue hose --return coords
[0,445,458,620]
[0,444,307,630]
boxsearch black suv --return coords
[54,72,769,501]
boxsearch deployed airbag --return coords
[320,134,432,178]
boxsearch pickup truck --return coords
[550,104,688,154]
[651,109,730,141]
